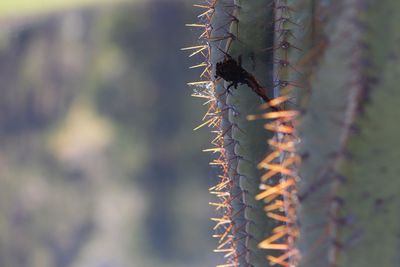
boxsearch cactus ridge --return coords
[248,1,303,266]
[184,1,249,266]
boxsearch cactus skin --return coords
[297,1,400,267]
[296,1,363,266]
[226,2,276,265]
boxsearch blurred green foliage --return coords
[0,1,219,267]
[0,0,131,19]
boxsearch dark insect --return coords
[215,52,279,111]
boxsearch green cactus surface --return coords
[226,1,276,265]
[335,1,400,266]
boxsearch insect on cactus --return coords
[184,0,400,267]
[215,50,279,107]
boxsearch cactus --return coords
[185,0,400,267]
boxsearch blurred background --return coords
[0,1,220,266]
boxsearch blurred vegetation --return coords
[0,1,219,267]
[0,0,131,19]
